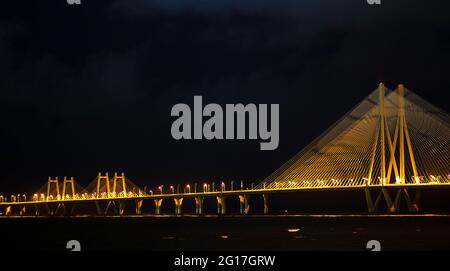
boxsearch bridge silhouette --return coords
[1,84,449,216]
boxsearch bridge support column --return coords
[69,204,77,216]
[5,206,12,216]
[56,203,66,216]
[381,188,396,213]
[154,199,163,215]
[34,204,41,216]
[364,188,382,213]
[216,196,226,215]
[118,201,126,216]
[239,195,250,215]
[95,202,102,215]
[365,188,421,214]
[135,200,144,215]
[102,201,126,216]
[403,189,421,213]
[174,198,183,215]
[263,194,269,214]
[105,201,113,215]
[19,205,26,216]
[195,197,204,215]
[388,188,421,213]
[58,203,74,216]
[45,203,56,216]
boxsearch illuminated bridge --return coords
[1,84,449,216]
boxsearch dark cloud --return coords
[0,0,449,194]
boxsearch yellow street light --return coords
[186,184,191,194]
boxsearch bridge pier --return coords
[154,199,163,215]
[106,201,127,215]
[174,198,183,215]
[95,201,102,215]
[45,203,51,215]
[364,188,382,213]
[382,188,397,213]
[365,188,421,214]
[195,197,204,215]
[5,206,12,216]
[56,203,66,216]
[216,196,226,215]
[33,204,40,216]
[388,188,421,213]
[105,201,115,215]
[117,201,126,215]
[69,204,77,216]
[58,203,76,216]
[45,203,60,216]
[51,203,74,216]
[113,200,127,215]
[135,200,144,215]
[239,195,250,215]
[403,189,421,213]
[19,205,26,216]
[263,194,269,214]
[94,200,126,216]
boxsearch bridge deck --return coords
[2,183,450,206]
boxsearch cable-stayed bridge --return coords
[1,84,449,216]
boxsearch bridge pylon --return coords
[61,176,76,200]
[112,172,127,196]
[96,172,111,198]
[46,177,60,201]
[257,83,449,213]
[368,83,419,185]
[396,84,419,184]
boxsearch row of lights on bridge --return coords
[0,180,257,203]
[1,174,449,203]
[0,195,27,203]
[148,180,255,195]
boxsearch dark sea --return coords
[1,214,450,251]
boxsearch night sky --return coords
[1,0,449,194]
